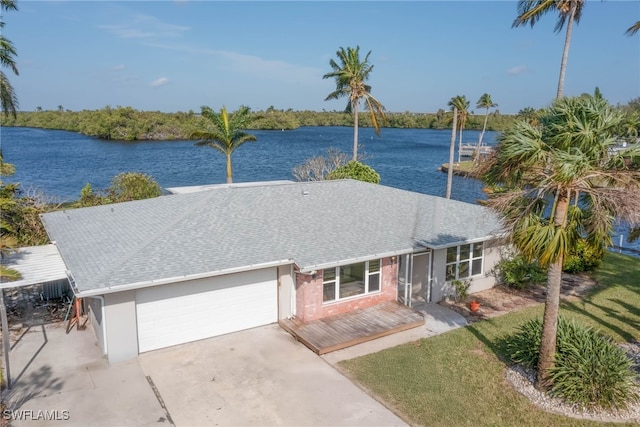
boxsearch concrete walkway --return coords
[322,303,467,364]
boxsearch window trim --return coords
[445,242,484,282]
[322,259,382,304]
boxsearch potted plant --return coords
[469,300,481,312]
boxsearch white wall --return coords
[104,290,138,363]
[278,265,295,320]
[86,296,106,355]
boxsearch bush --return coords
[506,317,639,410]
[563,238,604,273]
[451,279,470,302]
[326,161,381,184]
[494,255,547,289]
[106,172,162,202]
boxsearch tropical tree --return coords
[0,0,19,117]
[483,95,640,390]
[513,0,585,98]
[626,20,640,36]
[448,95,470,163]
[516,107,541,126]
[191,106,257,184]
[475,93,498,163]
[323,46,386,161]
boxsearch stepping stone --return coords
[502,302,516,309]
[512,298,526,306]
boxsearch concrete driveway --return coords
[2,323,168,427]
[138,324,406,426]
[3,305,465,426]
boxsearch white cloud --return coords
[507,65,528,76]
[142,42,322,85]
[111,64,125,71]
[150,77,169,87]
[99,14,190,39]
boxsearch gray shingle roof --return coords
[41,180,502,295]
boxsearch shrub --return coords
[506,318,542,368]
[106,172,162,202]
[494,255,547,289]
[506,317,639,410]
[563,238,604,273]
[326,161,381,184]
[451,279,470,302]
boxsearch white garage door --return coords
[136,267,277,353]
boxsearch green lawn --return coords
[339,252,640,427]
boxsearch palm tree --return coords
[323,46,386,161]
[513,0,585,99]
[0,0,18,117]
[627,20,640,36]
[448,95,470,163]
[191,106,257,184]
[483,95,640,390]
[475,93,498,163]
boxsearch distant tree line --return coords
[3,105,520,141]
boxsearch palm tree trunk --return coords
[226,152,233,184]
[536,192,569,390]
[352,100,359,161]
[446,107,457,199]
[475,108,490,164]
[556,4,576,98]
[457,121,464,164]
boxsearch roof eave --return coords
[74,258,295,297]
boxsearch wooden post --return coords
[446,106,457,199]
[1,288,11,389]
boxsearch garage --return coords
[136,268,278,353]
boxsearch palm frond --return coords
[627,21,640,36]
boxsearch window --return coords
[446,243,483,281]
[323,259,382,303]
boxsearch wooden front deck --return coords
[280,301,425,355]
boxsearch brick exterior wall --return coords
[294,257,398,323]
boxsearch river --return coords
[1,126,637,255]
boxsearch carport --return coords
[0,244,69,388]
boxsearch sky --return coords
[4,0,640,115]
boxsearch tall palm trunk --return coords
[556,4,576,98]
[352,100,359,161]
[536,191,569,389]
[446,107,457,199]
[226,152,233,184]
[457,120,464,164]
[475,108,490,164]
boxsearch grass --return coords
[339,252,640,427]
[441,160,477,177]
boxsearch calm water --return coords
[1,126,638,254]
[1,126,489,202]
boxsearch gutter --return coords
[75,259,294,298]
[418,233,506,251]
[296,249,416,274]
